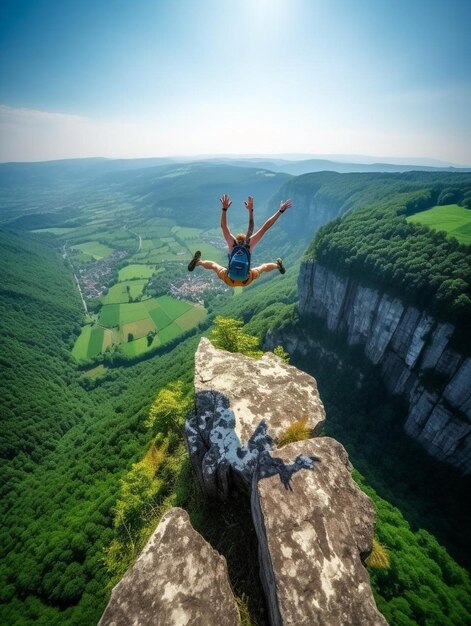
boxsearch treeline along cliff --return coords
[268,173,471,473]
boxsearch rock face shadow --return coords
[257,451,321,490]
[185,389,320,500]
[184,339,386,626]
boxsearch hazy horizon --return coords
[1,152,470,168]
[1,0,470,163]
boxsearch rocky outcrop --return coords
[185,337,325,500]
[296,261,471,473]
[252,438,387,626]
[98,507,240,626]
[186,339,385,625]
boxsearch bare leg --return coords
[196,259,226,276]
[253,262,278,274]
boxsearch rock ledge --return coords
[98,507,240,626]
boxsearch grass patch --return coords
[102,280,147,304]
[172,226,201,240]
[120,334,161,357]
[118,264,155,281]
[121,318,157,341]
[72,325,109,361]
[158,322,182,344]
[71,325,93,361]
[83,364,108,379]
[140,239,155,251]
[407,204,471,245]
[174,306,207,331]
[72,241,114,259]
[31,227,78,235]
[149,307,173,330]
[277,416,311,447]
[98,304,120,327]
[119,302,150,325]
[87,327,105,358]
[102,328,113,351]
[151,249,190,262]
[196,242,227,265]
[156,295,192,318]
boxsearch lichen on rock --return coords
[98,507,240,626]
[185,337,326,500]
[185,338,385,625]
[252,438,388,626]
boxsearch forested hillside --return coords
[0,230,198,624]
[2,165,471,625]
[1,232,84,466]
[305,173,471,324]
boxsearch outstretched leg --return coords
[188,252,225,274]
[253,258,285,275]
[188,250,201,271]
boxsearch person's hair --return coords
[235,233,246,241]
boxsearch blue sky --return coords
[0,0,470,163]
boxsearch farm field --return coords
[102,280,148,304]
[72,325,113,360]
[74,296,206,361]
[118,264,155,281]
[172,226,201,240]
[120,334,161,358]
[98,303,120,327]
[407,204,471,245]
[29,207,214,365]
[83,364,108,379]
[31,226,78,235]
[72,240,114,259]
[196,242,227,265]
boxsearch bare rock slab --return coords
[185,338,325,500]
[252,438,387,626]
[98,507,240,626]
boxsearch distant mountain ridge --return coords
[1,155,469,188]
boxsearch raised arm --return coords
[249,199,292,249]
[220,193,236,248]
[245,195,254,240]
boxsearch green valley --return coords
[1,159,471,626]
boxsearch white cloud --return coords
[0,105,161,161]
[0,103,469,165]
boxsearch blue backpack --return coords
[227,241,251,282]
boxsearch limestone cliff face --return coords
[185,338,325,500]
[186,339,387,626]
[294,261,471,474]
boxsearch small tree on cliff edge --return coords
[208,316,263,358]
[208,316,289,361]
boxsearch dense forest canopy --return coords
[304,173,471,324]
[1,163,471,625]
[0,230,199,624]
[0,232,84,466]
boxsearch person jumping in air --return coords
[188,193,292,287]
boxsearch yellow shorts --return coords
[217,268,261,287]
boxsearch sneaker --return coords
[188,250,201,271]
[276,258,286,274]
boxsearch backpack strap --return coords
[231,239,251,251]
